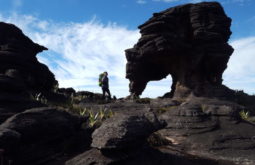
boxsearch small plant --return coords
[239,110,250,120]
[239,110,255,123]
[32,92,48,104]
[201,104,207,112]
[89,111,99,127]
[79,108,88,116]
[78,107,115,128]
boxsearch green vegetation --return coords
[239,110,249,120]
[31,92,48,104]
[31,92,115,128]
[239,110,255,123]
[201,104,208,112]
[79,107,115,128]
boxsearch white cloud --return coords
[137,0,147,4]
[223,37,255,94]
[0,13,141,98]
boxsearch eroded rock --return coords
[91,110,165,150]
[125,2,233,98]
[0,22,58,123]
[155,97,255,165]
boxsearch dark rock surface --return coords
[153,97,255,165]
[67,96,255,165]
[66,109,165,165]
[57,88,76,97]
[91,109,165,150]
[125,2,233,98]
[65,148,115,165]
[0,107,90,165]
[0,22,58,123]
[0,22,57,92]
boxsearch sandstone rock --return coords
[91,110,165,150]
[0,74,43,123]
[0,107,90,165]
[125,2,233,98]
[155,97,255,165]
[0,22,57,92]
[0,22,58,123]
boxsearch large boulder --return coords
[125,2,233,98]
[0,107,90,165]
[66,109,166,165]
[91,110,165,150]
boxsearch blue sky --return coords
[0,0,255,98]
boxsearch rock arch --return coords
[125,2,233,98]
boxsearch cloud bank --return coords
[223,37,255,94]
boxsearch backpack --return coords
[98,73,104,87]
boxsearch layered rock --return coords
[0,22,57,92]
[154,97,255,165]
[0,22,58,123]
[125,2,233,98]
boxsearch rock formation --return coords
[125,2,233,98]
[0,22,58,123]
[0,22,57,92]
[66,108,166,165]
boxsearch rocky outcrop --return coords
[153,97,255,165]
[66,96,255,165]
[125,2,233,98]
[0,22,58,123]
[66,109,165,165]
[0,107,90,165]
[0,22,57,92]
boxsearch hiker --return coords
[99,72,111,99]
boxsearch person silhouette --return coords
[101,71,111,99]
